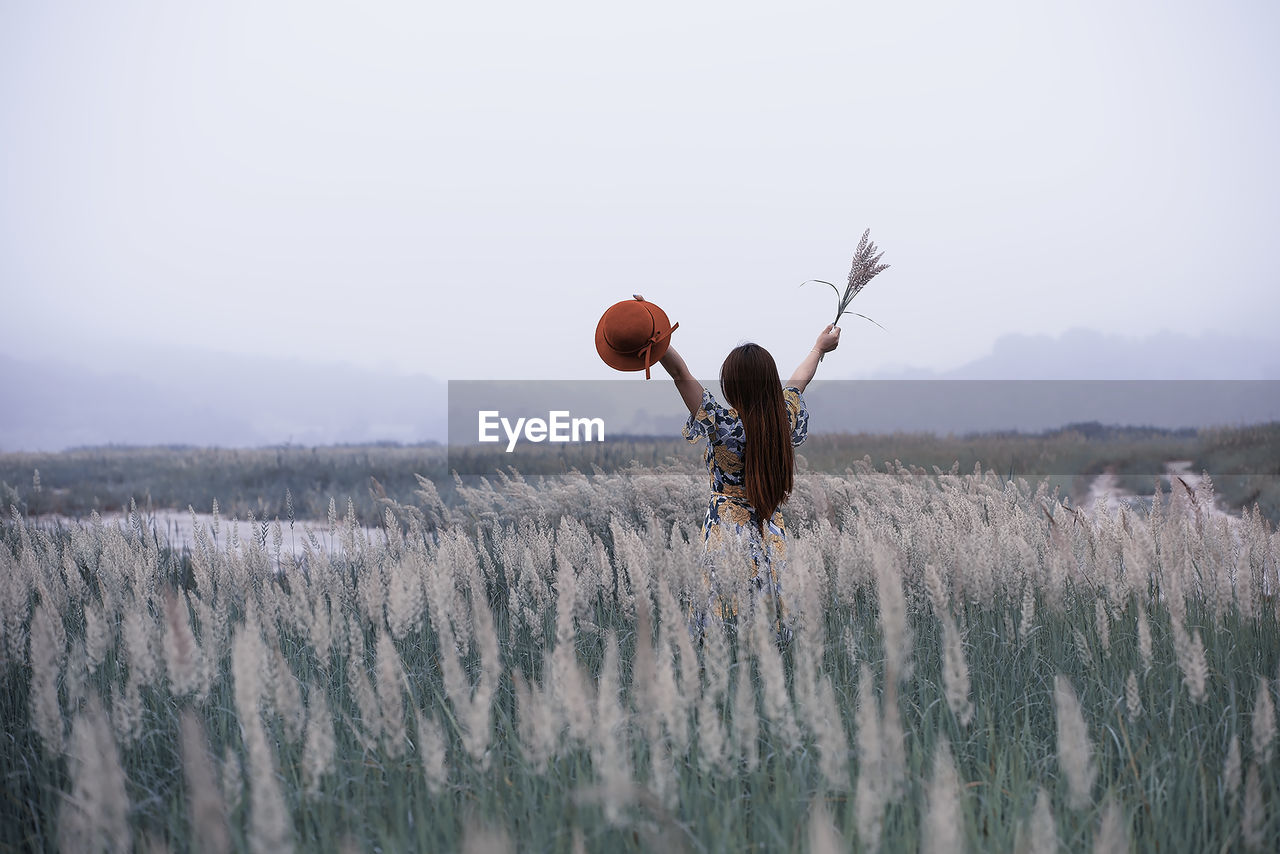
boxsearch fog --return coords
[3,1,1278,432]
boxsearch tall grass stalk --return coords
[1,461,1277,851]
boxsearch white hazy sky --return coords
[3,0,1277,383]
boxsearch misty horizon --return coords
[3,327,1278,452]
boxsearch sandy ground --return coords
[1082,460,1237,524]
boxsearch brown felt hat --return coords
[594,294,679,380]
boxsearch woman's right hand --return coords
[815,323,841,354]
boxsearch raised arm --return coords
[659,345,705,416]
[786,324,841,392]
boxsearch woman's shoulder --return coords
[684,387,741,445]
[707,389,742,421]
[782,385,809,444]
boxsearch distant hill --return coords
[0,351,447,451]
[4,327,1277,451]
[860,328,1280,380]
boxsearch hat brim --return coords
[594,304,675,374]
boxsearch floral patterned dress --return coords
[682,384,809,637]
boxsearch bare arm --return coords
[659,345,705,415]
[786,324,841,392]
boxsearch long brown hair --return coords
[719,343,794,538]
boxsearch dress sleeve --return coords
[783,385,809,446]
[682,387,727,444]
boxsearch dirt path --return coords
[1082,460,1237,522]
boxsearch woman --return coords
[659,323,841,639]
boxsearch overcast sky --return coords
[3,0,1277,385]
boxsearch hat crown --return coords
[594,296,677,379]
[601,301,657,353]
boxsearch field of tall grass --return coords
[2,463,1278,852]
[4,421,1278,526]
